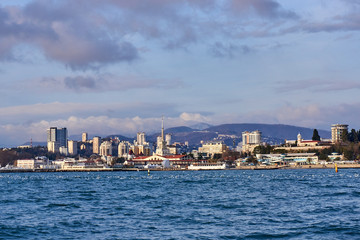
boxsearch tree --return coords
[341,129,349,142]
[246,155,258,166]
[348,129,358,143]
[253,144,273,154]
[312,129,321,141]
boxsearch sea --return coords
[1,169,360,239]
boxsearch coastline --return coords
[1,163,360,173]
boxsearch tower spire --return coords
[161,115,164,142]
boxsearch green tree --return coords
[312,129,321,141]
[341,129,349,142]
[253,144,273,154]
[246,155,258,166]
[348,129,358,143]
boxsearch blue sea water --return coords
[1,169,360,239]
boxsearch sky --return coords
[0,0,360,146]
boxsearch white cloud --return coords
[0,112,212,147]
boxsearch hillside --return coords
[205,124,330,140]
[25,123,331,148]
[149,123,331,146]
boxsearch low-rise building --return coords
[131,154,194,168]
[198,141,228,157]
[256,153,319,165]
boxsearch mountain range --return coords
[25,123,331,147]
[146,123,331,146]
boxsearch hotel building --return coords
[331,124,348,143]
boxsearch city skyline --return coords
[1,0,360,146]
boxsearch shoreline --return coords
[1,163,360,173]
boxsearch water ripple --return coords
[1,169,360,239]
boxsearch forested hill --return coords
[205,124,330,140]
[147,123,331,146]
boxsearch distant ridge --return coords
[191,122,213,130]
[21,123,331,148]
[148,123,331,146]
[205,123,330,140]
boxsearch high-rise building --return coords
[331,124,348,143]
[68,140,78,156]
[118,141,131,158]
[93,136,101,154]
[156,116,170,156]
[165,133,172,146]
[47,127,68,152]
[242,130,261,152]
[100,141,112,156]
[137,132,146,145]
[242,130,261,145]
[82,132,88,142]
[47,127,57,142]
[57,128,68,148]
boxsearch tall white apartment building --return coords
[93,136,101,154]
[100,141,112,156]
[242,130,261,145]
[242,130,261,152]
[137,132,146,145]
[118,141,131,158]
[165,134,172,146]
[331,124,348,143]
[68,140,78,156]
[82,132,88,142]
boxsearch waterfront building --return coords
[131,154,194,168]
[93,136,101,154]
[331,124,348,143]
[16,159,37,169]
[68,140,78,156]
[16,158,47,169]
[256,153,319,165]
[280,133,332,152]
[82,132,88,142]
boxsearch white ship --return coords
[188,163,227,170]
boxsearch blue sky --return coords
[0,0,360,146]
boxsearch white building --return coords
[118,141,131,158]
[165,133,172,146]
[256,153,319,165]
[242,130,261,152]
[331,124,348,143]
[93,136,101,154]
[137,132,146,145]
[198,141,228,157]
[155,117,171,156]
[82,132,88,142]
[100,141,112,156]
[59,146,68,156]
[242,130,261,145]
[68,140,78,156]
